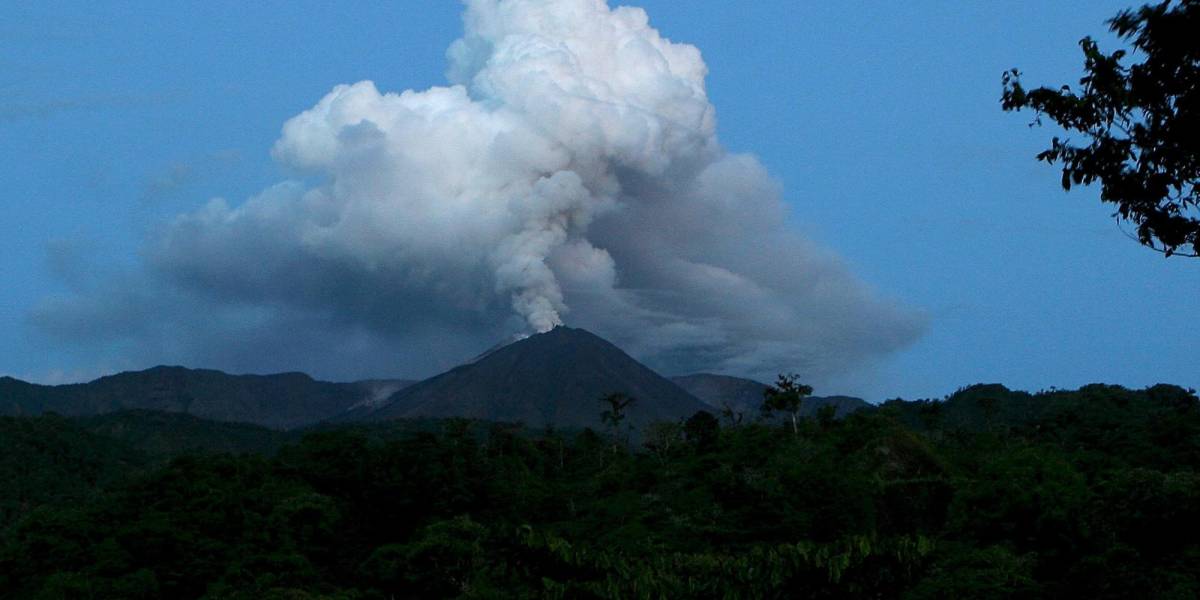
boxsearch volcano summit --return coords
[349,327,710,428]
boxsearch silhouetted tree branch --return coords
[1002,0,1200,257]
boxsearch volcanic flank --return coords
[355,326,710,428]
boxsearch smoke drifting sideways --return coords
[31,0,926,386]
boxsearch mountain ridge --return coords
[2,329,872,430]
[0,366,415,429]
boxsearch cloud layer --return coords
[33,0,925,385]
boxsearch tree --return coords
[683,410,720,451]
[1001,0,1200,256]
[642,421,684,462]
[599,392,636,451]
[719,400,745,427]
[761,373,813,436]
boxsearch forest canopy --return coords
[2,383,1198,598]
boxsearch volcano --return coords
[357,326,710,428]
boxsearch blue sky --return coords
[2,0,1196,400]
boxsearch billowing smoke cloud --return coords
[32,0,925,387]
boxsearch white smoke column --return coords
[84,0,928,383]
[253,0,721,334]
[489,170,590,331]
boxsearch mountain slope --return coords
[671,373,771,411]
[671,373,870,418]
[362,327,710,428]
[0,368,414,429]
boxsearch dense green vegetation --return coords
[2,383,1198,598]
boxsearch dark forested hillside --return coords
[0,414,145,531]
[2,383,1198,598]
[74,411,291,459]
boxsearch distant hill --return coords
[357,327,710,428]
[0,368,414,429]
[671,373,769,412]
[671,373,870,419]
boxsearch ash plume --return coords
[32,0,925,386]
